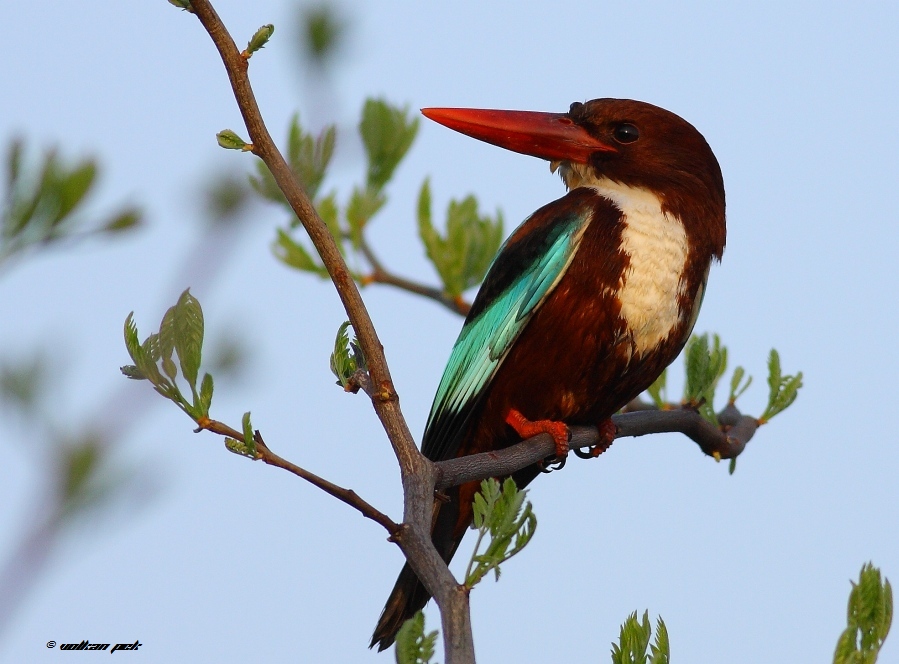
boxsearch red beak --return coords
[421,107,615,163]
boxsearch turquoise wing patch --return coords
[423,209,591,458]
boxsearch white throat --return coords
[561,164,691,356]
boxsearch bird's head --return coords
[422,98,725,259]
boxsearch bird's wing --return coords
[421,189,597,462]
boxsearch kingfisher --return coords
[370,98,726,650]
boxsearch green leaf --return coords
[241,411,257,457]
[611,611,652,664]
[833,563,892,664]
[646,369,667,408]
[759,349,803,422]
[216,129,249,151]
[300,4,346,65]
[161,356,178,382]
[123,312,142,365]
[346,185,385,242]
[6,138,22,194]
[611,611,669,664]
[225,437,256,459]
[204,172,250,222]
[119,364,145,380]
[246,24,275,55]
[650,616,670,664]
[329,321,366,389]
[0,141,141,265]
[167,0,194,12]
[0,354,46,411]
[199,372,214,416]
[464,478,536,588]
[273,228,328,276]
[158,304,177,364]
[359,98,419,192]
[54,159,97,224]
[728,365,752,404]
[417,177,433,238]
[143,332,162,363]
[61,438,102,505]
[682,333,728,425]
[316,191,346,250]
[286,115,335,200]
[121,294,210,418]
[249,117,335,209]
[136,332,163,385]
[417,180,503,298]
[101,207,142,234]
[171,289,204,392]
[394,612,437,664]
[5,149,55,239]
[248,160,286,207]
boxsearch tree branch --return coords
[189,0,419,466]
[186,3,473,660]
[434,406,759,490]
[195,418,400,534]
[357,233,471,316]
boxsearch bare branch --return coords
[186,4,473,659]
[196,418,401,533]
[357,234,471,316]
[188,0,420,472]
[435,406,760,490]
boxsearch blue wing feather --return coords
[421,194,595,461]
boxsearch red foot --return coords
[591,418,617,457]
[505,408,570,458]
[573,417,618,459]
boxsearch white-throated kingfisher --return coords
[371,98,726,650]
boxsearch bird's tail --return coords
[370,462,542,651]
[369,561,433,651]
[370,485,468,651]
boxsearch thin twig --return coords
[195,418,400,534]
[357,234,471,316]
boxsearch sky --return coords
[1,1,898,662]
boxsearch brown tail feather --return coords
[369,562,433,651]
[370,464,543,651]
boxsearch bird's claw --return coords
[573,418,617,458]
[573,446,596,459]
[538,451,569,472]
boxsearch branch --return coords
[357,234,471,316]
[195,418,400,534]
[189,0,419,469]
[435,405,759,490]
[186,3,473,660]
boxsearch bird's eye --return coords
[612,123,640,144]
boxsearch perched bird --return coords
[370,98,726,650]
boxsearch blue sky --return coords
[1,1,897,662]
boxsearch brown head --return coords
[422,98,726,261]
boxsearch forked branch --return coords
[186,2,473,660]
